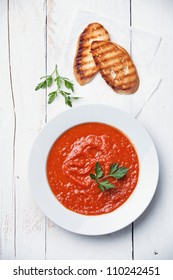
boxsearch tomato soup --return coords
[47,122,139,215]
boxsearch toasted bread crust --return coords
[91,41,139,94]
[73,23,110,85]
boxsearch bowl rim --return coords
[28,104,159,235]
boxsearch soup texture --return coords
[47,122,139,215]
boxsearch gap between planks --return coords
[7,0,16,259]
[130,0,135,261]
[44,0,48,260]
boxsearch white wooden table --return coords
[0,0,173,260]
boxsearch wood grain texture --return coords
[132,0,173,260]
[2,0,47,259]
[46,0,133,260]
[0,0,172,260]
[0,0,16,259]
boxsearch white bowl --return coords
[28,104,159,235]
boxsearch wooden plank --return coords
[46,0,133,259]
[0,0,15,260]
[7,0,46,259]
[132,0,173,259]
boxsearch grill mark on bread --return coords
[75,58,94,66]
[79,63,96,71]
[80,32,108,42]
[73,23,110,85]
[100,52,126,63]
[115,67,136,79]
[81,24,104,35]
[115,74,137,85]
[76,64,97,72]
[80,73,97,80]
[99,62,125,71]
[91,41,139,94]
[101,54,130,64]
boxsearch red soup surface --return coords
[47,122,139,215]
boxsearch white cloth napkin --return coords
[52,10,162,118]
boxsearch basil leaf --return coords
[110,163,119,174]
[48,91,57,104]
[98,184,104,192]
[90,174,96,180]
[100,180,115,190]
[47,76,53,87]
[111,167,128,179]
[95,162,103,179]
[35,80,47,91]
[35,65,81,106]
[54,76,62,88]
[64,96,72,107]
[64,80,74,92]
[90,162,129,192]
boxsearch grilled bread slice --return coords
[73,23,110,85]
[91,41,139,94]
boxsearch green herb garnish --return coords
[90,162,128,192]
[35,65,80,107]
